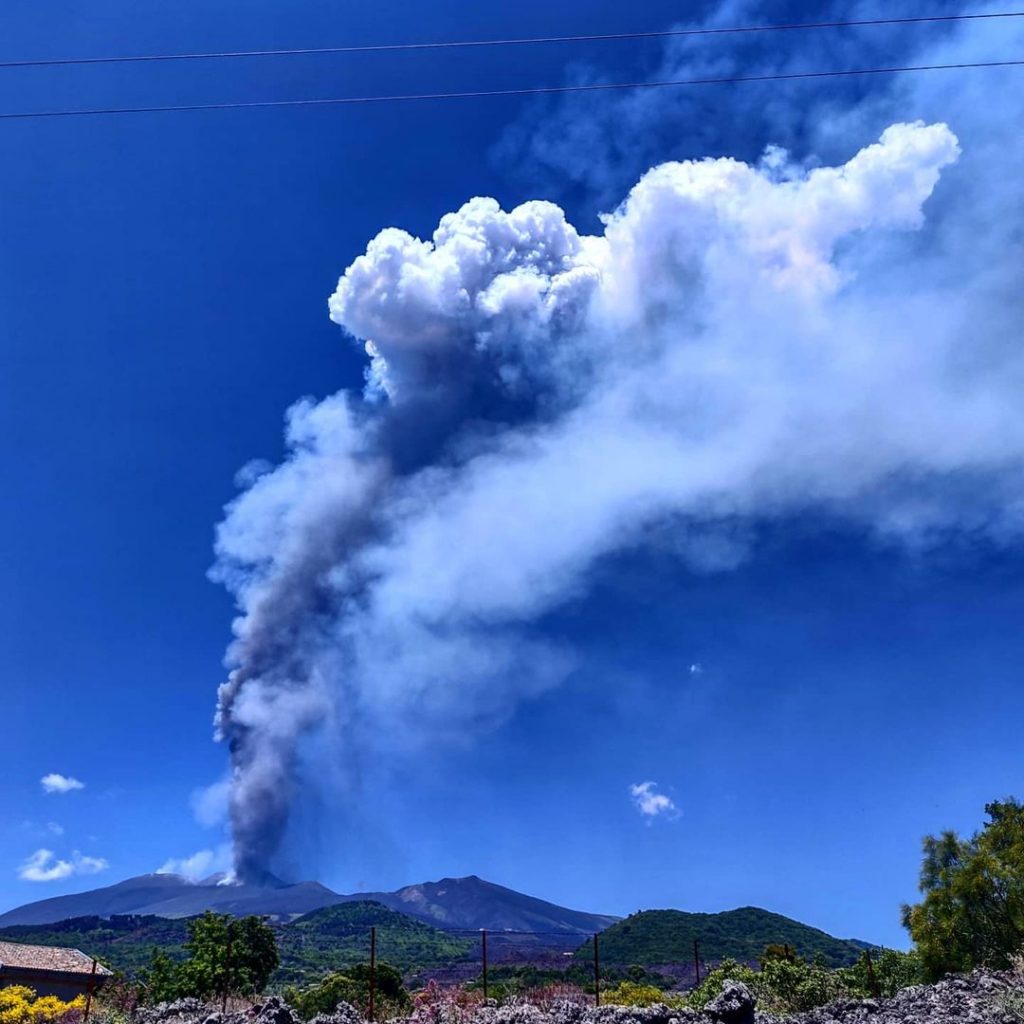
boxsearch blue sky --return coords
[1,0,1022,950]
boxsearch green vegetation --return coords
[577,907,870,969]
[274,902,471,986]
[0,915,189,974]
[284,963,410,1020]
[903,798,1024,980]
[601,947,924,1015]
[0,901,470,989]
[139,912,279,1001]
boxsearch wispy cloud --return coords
[630,782,680,822]
[190,779,230,828]
[18,849,108,883]
[40,773,85,795]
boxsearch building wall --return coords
[0,967,107,1001]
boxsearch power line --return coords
[1,58,1021,121]
[0,11,1021,71]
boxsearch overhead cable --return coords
[1,58,1021,121]
[0,11,1021,71]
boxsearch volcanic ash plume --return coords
[212,121,1024,881]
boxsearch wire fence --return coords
[306,926,712,1014]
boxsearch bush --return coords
[840,949,924,998]
[602,982,668,1007]
[0,986,85,1024]
[686,960,761,1011]
[285,963,409,1021]
[758,957,852,1012]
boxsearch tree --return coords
[903,799,1024,979]
[141,912,279,1002]
[141,947,185,1002]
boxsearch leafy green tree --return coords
[902,799,1024,979]
[140,913,279,1002]
[140,947,185,1002]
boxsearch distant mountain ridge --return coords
[0,873,339,926]
[0,873,615,934]
[336,876,619,934]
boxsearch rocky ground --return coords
[130,970,1023,1024]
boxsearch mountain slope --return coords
[577,908,872,968]
[337,876,618,934]
[275,901,472,984]
[0,874,344,926]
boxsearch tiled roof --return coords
[0,941,112,976]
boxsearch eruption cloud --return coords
[212,115,1024,881]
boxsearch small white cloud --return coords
[19,849,73,882]
[689,663,703,676]
[47,822,64,836]
[630,781,680,822]
[157,845,232,882]
[18,848,108,883]
[41,773,85,794]
[75,853,109,875]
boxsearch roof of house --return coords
[0,940,112,976]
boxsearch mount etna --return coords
[0,873,874,986]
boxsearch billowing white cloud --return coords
[630,782,679,821]
[213,105,1024,880]
[18,849,108,883]
[157,845,232,882]
[18,849,72,882]
[40,773,85,794]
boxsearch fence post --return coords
[368,926,377,1022]
[83,959,98,1023]
[481,929,488,1003]
[593,934,601,1007]
[693,939,700,986]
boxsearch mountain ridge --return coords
[0,873,615,934]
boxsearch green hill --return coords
[273,901,472,984]
[577,908,872,969]
[0,902,472,986]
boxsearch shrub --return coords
[840,949,924,998]
[285,963,409,1021]
[602,982,668,1007]
[686,960,761,1011]
[0,986,85,1024]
